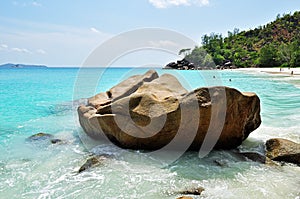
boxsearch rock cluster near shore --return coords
[25,132,300,199]
[27,132,64,145]
[163,59,236,70]
[78,70,261,151]
[26,132,300,167]
[164,59,196,70]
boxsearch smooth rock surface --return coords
[265,138,300,166]
[78,155,109,173]
[78,70,261,150]
[88,70,159,109]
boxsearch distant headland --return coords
[0,63,47,69]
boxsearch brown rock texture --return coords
[177,187,205,195]
[266,138,300,165]
[78,70,261,150]
[176,197,193,199]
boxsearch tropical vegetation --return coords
[181,11,300,68]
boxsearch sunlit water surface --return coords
[0,68,299,199]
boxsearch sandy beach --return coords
[236,67,300,76]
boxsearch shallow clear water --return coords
[0,67,300,199]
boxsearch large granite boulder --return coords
[78,70,261,150]
[266,138,300,166]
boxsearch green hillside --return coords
[184,11,300,68]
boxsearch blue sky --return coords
[0,0,300,66]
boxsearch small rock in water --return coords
[177,196,193,199]
[50,139,64,144]
[27,132,53,141]
[27,133,66,145]
[78,155,109,173]
[265,138,300,166]
[239,152,266,163]
[178,187,205,196]
[214,159,229,167]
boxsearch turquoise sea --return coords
[0,67,300,199]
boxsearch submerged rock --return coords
[78,70,261,151]
[265,138,300,166]
[78,155,109,173]
[214,159,230,167]
[239,152,266,163]
[50,138,64,144]
[177,187,205,195]
[27,133,54,141]
[213,150,268,167]
[27,133,65,145]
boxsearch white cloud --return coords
[1,43,46,55]
[36,49,46,54]
[32,1,42,7]
[12,1,21,6]
[1,44,8,48]
[12,1,42,7]
[11,47,32,54]
[90,27,101,33]
[149,0,209,8]
[198,0,209,6]
[0,17,111,65]
[148,40,179,48]
[0,44,8,51]
[149,0,189,8]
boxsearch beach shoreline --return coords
[235,67,300,76]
